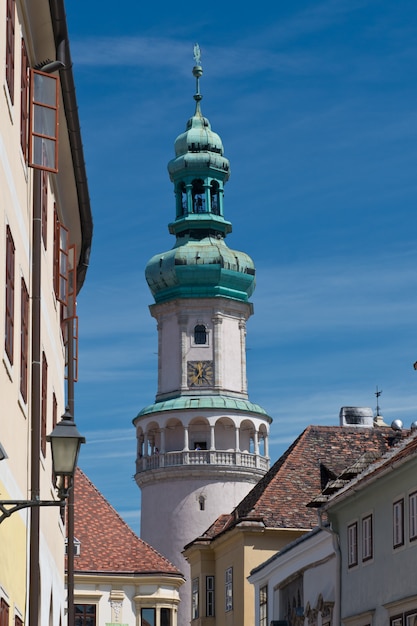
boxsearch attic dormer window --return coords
[194,324,207,344]
[65,537,81,556]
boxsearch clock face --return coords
[187,360,214,387]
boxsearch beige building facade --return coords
[0,2,92,626]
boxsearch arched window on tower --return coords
[192,179,206,213]
[178,182,187,215]
[194,324,207,345]
[210,181,220,215]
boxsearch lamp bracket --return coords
[0,499,63,524]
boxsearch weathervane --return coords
[192,43,203,103]
[375,386,382,416]
[193,43,201,66]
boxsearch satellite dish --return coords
[391,419,403,432]
[411,421,417,431]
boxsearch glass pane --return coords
[33,104,56,137]
[32,136,56,170]
[141,608,155,626]
[161,608,171,626]
[34,72,56,106]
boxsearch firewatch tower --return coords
[134,45,272,625]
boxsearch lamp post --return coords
[0,408,85,523]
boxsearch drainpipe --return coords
[66,301,76,626]
[29,170,41,626]
[318,510,341,626]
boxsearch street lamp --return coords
[0,408,85,523]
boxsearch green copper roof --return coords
[134,395,272,422]
[146,47,256,306]
[145,236,255,303]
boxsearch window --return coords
[194,324,207,345]
[409,492,417,541]
[20,278,29,401]
[259,585,268,626]
[192,577,199,620]
[178,182,187,216]
[362,515,373,561]
[15,615,23,626]
[192,179,205,213]
[75,604,96,626]
[0,598,9,626]
[20,38,29,157]
[5,226,15,363]
[210,181,220,215]
[206,576,215,617]
[5,0,15,102]
[41,169,48,248]
[347,522,358,567]
[391,612,417,626]
[225,567,233,612]
[53,216,69,305]
[393,499,404,548]
[160,608,171,626]
[41,352,48,456]
[406,611,417,626]
[29,69,59,172]
[141,608,155,626]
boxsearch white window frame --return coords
[206,575,215,617]
[259,585,268,626]
[348,522,358,567]
[393,499,404,548]
[409,491,417,542]
[362,514,373,561]
[225,567,233,612]
[192,577,199,620]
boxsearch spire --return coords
[167,44,232,240]
[192,43,203,114]
[145,46,256,305]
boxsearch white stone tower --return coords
[134,47,272,625]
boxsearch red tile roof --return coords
[200,425,401,540]
[70,468,182,576]
[322,429,417,506]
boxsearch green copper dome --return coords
[168,106,230,180]
[145,49,256,305]
[146,235,255,303]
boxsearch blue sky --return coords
[65,0,417,535]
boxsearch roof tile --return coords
[202,425,401,539]
[70,468,182,576]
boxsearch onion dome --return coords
[145,45,256,304]
[146,235,255,303]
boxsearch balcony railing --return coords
[136,450,269,474]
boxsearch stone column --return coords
[183,425,189,451]
[212,313,223,388]
[254,430,259,455]
[239,318,247,394]
[210,424,215,450]
[235,425,240,451]
[179,314,188,390]
[157,320,162,395]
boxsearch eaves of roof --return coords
[49,0,93,292]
